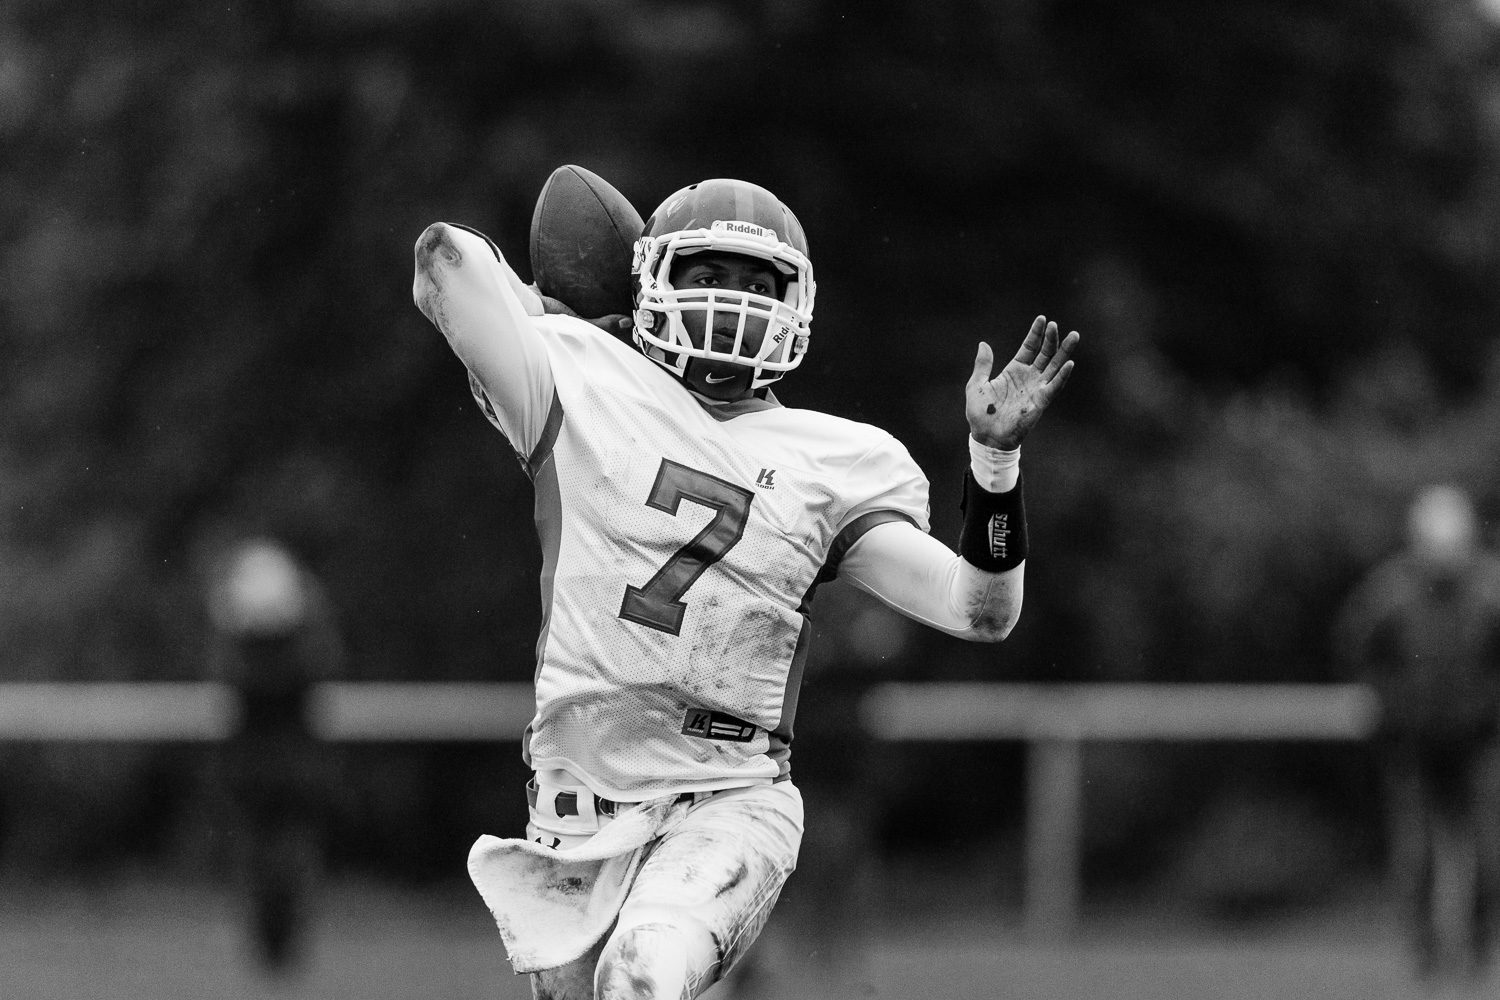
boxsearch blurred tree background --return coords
[5,0,1500,913]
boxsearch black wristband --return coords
[959,469,1028,572]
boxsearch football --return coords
[529,164,644,320]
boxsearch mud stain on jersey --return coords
[683,595,724,696]
[731,605,790,659]
[413,224,466,337]
[677,595,799,723]
[415,222,463,271]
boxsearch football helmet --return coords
[632,179,815,388]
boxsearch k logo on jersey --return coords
[681,707,757,742]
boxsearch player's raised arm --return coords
[839,316,1078,642]
[412,222,556,461]
[840,519,1026,641]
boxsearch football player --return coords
[206,538,342,972]
[412,178,1077,999]
[1335,485,1500,978]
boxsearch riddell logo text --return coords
[989,513,1010,560]
[712,221,776,241]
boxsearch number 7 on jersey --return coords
[619,458,755,636]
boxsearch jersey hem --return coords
[528,756,777,804]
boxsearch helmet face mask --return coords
[633,181,815,390]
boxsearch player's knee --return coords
[595,921,695,1000]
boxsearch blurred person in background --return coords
[206,537,343,973]
[413,179,1077,999]
[1334,484,1500,979]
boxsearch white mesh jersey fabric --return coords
[520,315,929,801]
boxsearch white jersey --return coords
[516,315,929,799]
[413,222,1027,804]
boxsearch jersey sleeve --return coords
[837,518,1023,642]
[412,222,559,471]
[838,432,932,535]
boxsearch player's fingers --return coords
[969,341,995,390]
[1042,331,1080,380]
[1014,316,1046,366]
[1040,360,1075,401]
[587,313,629,333]
[1033,321,1059,370]
[541,294,580,317]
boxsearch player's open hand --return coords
[966,316,1079,451]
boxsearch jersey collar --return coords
[688,388,782,421]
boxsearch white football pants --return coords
[527,780,803,1000]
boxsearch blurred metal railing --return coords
[0,680,1379,938]
[0,681,535,742]
[858,683,1380,938]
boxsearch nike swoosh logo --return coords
[704,373,736,383]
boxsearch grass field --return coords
[3,879,1495,1000]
